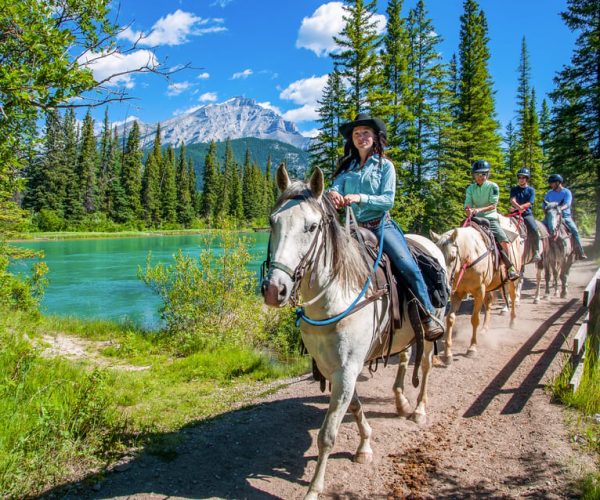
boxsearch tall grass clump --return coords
[139,232,302,358]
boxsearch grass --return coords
[552,284,600,499]
[0,308,309,496]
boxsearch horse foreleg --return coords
[544,265,551,298]
[534,264,543,304]
[560,257,574,299]
[482,292,494,332]
[306,367,359,500]
[393,349,412,417]
[515,273,523,306]
[410,341,434,426]
[444,292,464,364]
[468,287,484,357]
[509,282,517,328]
[348,390,372,464]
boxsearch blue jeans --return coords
[563,216,584,253]
[374,220,435,314]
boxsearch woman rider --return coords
[509,167,542,262]
[465,160,519,281]
[327,113,444,339]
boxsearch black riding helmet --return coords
[548,173,564,184]
[517,167,531,178]
[471,160,491,174]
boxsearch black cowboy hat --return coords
[339,113,387,140]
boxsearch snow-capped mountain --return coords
[117,97,311,150]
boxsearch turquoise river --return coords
[10,232,270,330]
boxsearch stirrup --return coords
[422,314,445,341]
[507,266,520,281]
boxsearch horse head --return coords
[261,163,327,307]
[544,201,562,238]
[431,229,462,282]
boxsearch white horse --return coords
[539,201,575,299]
[262,164,446,500]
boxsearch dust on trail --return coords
[44,257,598,500]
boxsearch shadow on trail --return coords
[463,298,584,418]
[42,388,329,499]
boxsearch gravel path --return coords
[48,257,598,499]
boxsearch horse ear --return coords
[430,230,441,242]
[276,162,290,192]
[450,229,459,242]
[309,167,324,198]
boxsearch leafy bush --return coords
[139,232,264,354]
[33,208,65,232]
[0,245,48,312]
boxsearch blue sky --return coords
[86,0,576,137]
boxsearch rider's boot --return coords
[499,243,519,281]
[422,314,445,341]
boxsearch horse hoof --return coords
[466,349,477,358]
[355,451,373,464]
[432,355,445,367]
[533,298,540,304]
[561,292,568,299]
[410,412,427,426]
[396,401,412,418]
[444,354,453,366]
[304,491,319,500]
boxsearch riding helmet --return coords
[548,173,564,184]
[471,160,491,174]
[517,167,531,178]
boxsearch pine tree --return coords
[539,98,551,165]
[263,156,275,216]
[332,0,382,118]
[141,149,161,226]
[548,0,600,244]
[23,109,67,215]
[77,110,98,214]
[176,143,193,225]
[120,121,143,222]
[229,161,244,221]
[106,128,124,222]
[216,139,234,219]
[380,0,412,163]
[456,0,503,174]
[63,109,84,222]
[310,69,346,182]
[242,148,253,221]
[188,158,199,216]
[97,108,112,214]
[160,145,177,224]
[515,37,531,170]
[201,141,220,222]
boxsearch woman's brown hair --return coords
[332,129,387,179]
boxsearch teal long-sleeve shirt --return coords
[330,155,396,223]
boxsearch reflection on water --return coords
[10,232,269,330]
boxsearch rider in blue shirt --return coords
[543,174,587,259]
[328,113,444,339]
[509,167,541,262]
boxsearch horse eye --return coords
[308,222,318,233]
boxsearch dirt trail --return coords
[48,258,598,499]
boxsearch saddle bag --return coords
[409,244,450,309]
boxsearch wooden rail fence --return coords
[570,267,600,391]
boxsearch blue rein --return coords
[296,214,386,327]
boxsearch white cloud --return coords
[197,72,210,79]
[78,50,159,88]
[258,101,282,115]
[199,92,218,102]
[301,128,320,138]
[167,81,193,96]
[279,75,328,105]
[282,105,319,123]
[296,2,386,57]
[211,0,234,6]
[231,68,253,80]
[118,10,226,47]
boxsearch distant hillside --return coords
[174,137,310,189]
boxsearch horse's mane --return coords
[275,181,371,291]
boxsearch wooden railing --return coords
[570,267,600,391]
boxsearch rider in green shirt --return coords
[465,160,519,281]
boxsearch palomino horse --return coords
[538,201,575,299]
[262,164,447,500]
[431,215,524,362]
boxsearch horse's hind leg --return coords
[393,349,412,417]
[561,257,573,298]
[410,341,434,426]
[444,292,464,364]
[467,287,485,357]
[306,366,360,500]
[534,263,543,303]
[348,390,372,464]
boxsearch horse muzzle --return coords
[261,277,290,307]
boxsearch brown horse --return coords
[537,201,575,299]
[431,214,524,362]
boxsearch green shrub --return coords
[0,248,48,312]
[34,209,65,232]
